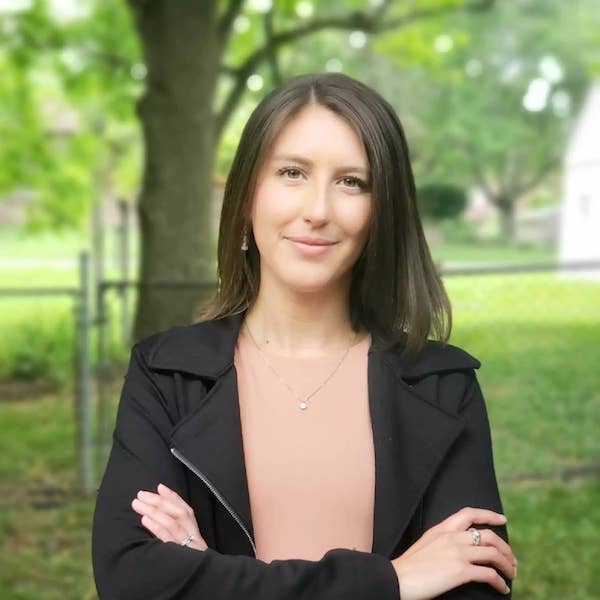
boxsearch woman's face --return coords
[250,104,373,296]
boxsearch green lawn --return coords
[502,478,600,599]
[1,232,599,598]
[0,357,598,598]
[446,273,600,478]
[0,227,137,262]
[432,240,557,266]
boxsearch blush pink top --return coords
[234,328,375,563]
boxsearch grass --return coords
[0,386,99,599]
[0,363,598,598]
[502,478,600,599]
[1,230,599,598]
[0,227,138,262]
[446,274,600,478]
[0,496,98,600]
[432,240,558,266]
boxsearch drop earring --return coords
[241,226,249,251]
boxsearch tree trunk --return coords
[128,1,222,341]
[496,194,516,241]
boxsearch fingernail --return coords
[514,565,518,579]
[503,584,511,594]
[498,514,507,522]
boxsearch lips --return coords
[285,236,338,257]
[285,236,337,246]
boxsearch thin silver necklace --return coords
[242,321,358,411]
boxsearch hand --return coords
[391,507,517,600]
[131,483,208,551]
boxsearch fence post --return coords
[96,274,110,470]
[76,251,94,496]
[118,198,131,346]
[91,195,105,325]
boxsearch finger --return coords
[467,564,511,595]
[465,544,517,581]
[137,486,207,551]
[471,528,517,566]
[131,492,200,538]
[136,491,188,519]
[157,483,185,502]
[132,498,184,541]
[445,507,508,531]
[134,500,206,550]
[140,514,175,544]
[157,484,194,516]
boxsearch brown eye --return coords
[277,167,303,179]
[341,177,368,191]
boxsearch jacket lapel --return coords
[149,312,479,559]
[170,365,257,553]
[367,351,466,556]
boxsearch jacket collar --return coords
[147,311,480,380]
[148,312,480,559]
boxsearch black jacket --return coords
[92,312,511,599]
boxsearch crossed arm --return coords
[92,345,400,599]
[92,346,515,599]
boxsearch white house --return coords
[559,82,600,279]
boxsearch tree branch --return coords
[512,156,560,197]
[84,46,133,73]
[218,0,246,43]
[126,0,150,23]
[458,140,497,199]
[214,0,496,140]
[500,153,516,197]
[470,162,497,200]
[263,9,283,87]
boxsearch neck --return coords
[243,276,361,357]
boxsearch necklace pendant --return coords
[299,401,308,410]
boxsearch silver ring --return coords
[180,533,194,547]
[468,527,481,546]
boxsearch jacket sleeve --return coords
[92,344,400,600]
[421,371,513,599]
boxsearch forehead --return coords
[268,105,368,166]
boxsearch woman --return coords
[92,72,517,599]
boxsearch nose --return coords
[302,180,331,225]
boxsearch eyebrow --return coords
[272,154,369,176]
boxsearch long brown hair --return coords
[196,72,451,359]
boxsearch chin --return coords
[286,282,334,295]
[275,268,345,296]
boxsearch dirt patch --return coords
[0,380,60,401]
[501,461,600,486]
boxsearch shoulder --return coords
[120,320,231,422]
[381,337,481,380]
[379,338,482,415]
[129,314,243,378]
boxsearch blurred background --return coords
[0,0,598,598]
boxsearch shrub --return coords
[417,183,468,221]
